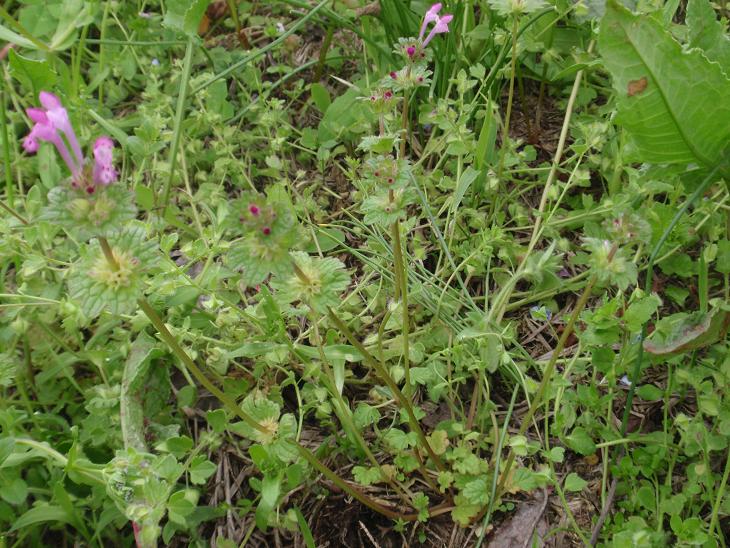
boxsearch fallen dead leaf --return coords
[487,490,549,548]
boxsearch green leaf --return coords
[8,49,57,95]
[206,409,227,434]
[383,428,417,451]
[352,466,384,486]
[462,477,489,505]
[163,0,211,36]
[623,294,661,332]
[716,239,730,274]
[189,456,217,485]
[686,0,730,73]
[637,384,664,401]
[546,446,565,463]
[426,430,450,455]
[564,472,588,492]
[0,477,28,505]
[167,490,197,525]
[565,427,596,455]
[450,167,480,217]
[135,185,155,211]
[310,83,331,113]
[0,23,37,50]
[166,286,201,307]
[598,0,730,167]
[304,227,346,253]
[256,474,281,531]
[10,505,74,532]
[121,332,163,451]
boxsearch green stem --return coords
[391,221,411,399]
[137,296,417,520]
[314,24,334,82]
[0,199,28,225]
[327,308,446,473]
[494,247,613,499]
[98,237,119,271]
[0,75,14,207]
[710,445,730,542]
[495,16,520,183]
[311,316,414,506]
[160,37,195,210]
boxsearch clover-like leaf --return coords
[68,222,158,318]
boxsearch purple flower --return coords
[92,137,117,186]
[23,92,118,189]
[419,3,453,47]
[419,3,442,40]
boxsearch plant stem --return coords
[314,24,334,81]
[0,75,14,207]
[494,246,616,499]
[328,307,446,472]
[495,16,520,183]
[391,221,411,398]
[160,37,195,211]
[709,446,730,542]
[136,290,419,520]
[311,316,414,507]
[0,199,28,225]
[492,42,593,323]
[98,237,119,271]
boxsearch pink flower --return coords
[23,92,118,188]
[39,92,84,171]
[419,3,453,47]
[92,137,118,186]
[23,106,79,175]
[419,3,442,40]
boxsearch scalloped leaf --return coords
[68,223,159,318]
[271,251,351,314]
[42,184,137,241]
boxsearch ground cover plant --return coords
[0,0,729,546]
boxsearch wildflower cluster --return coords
[24,92,117,194]
[23,92,153,318]
[358,3,452,228]
[24,92,136,238]
[226,190,301,286]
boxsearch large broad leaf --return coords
[598,0,730,167]
[686,0,730,74]
[163,0,211,37]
